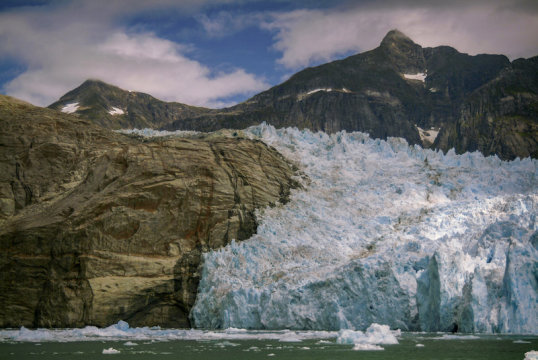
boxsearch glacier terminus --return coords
[191,124,537,334]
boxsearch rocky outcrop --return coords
[435,56,538,159]
[0,95,299,328]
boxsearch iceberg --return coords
[337,323,400,351]
[191,123,537,333]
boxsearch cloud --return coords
[195,10,264,38]
[0,0,268,107]
[263,2,538,69]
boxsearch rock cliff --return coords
[435,56,538,159]
[0,95,298,328]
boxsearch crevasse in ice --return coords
[190,124,537,333]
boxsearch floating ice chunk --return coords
[336,324,399,347]
[353,343,384,351]
[514,340,532,344]
[525,350,538,360]
[61,102,79,113]
[404,72,426,82]
[432,334,480,340]
[215,341,240,347]
[416,343,425,347]
[102,347,120,354]
[0,321,338,343]
[108,107,125,115]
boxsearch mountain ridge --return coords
[48,79,210,130]
[48,30,537,160]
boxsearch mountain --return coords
[48,79,209,129]
[168,30,509,145]
[0,94,298,328]
[49,30,537,160]
[435,56,538,159]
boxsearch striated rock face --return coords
[0,95,298,328]
[435,56,538,159]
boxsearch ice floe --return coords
[0,320,338,343]
[337,323,400,350]
[102,347,120,354]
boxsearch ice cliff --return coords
[191,123,537,333]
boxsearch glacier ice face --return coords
[191,124,538,333]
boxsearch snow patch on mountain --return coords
[404,73,426,82]
[191,123,537,333]
[108,106,124,115]
[61,102,79,113]
[298,88,351,101]
[416,126,440,145]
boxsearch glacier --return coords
[190,123,537,333]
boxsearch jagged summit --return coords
[380,29,415,46]
[378,29,425,73]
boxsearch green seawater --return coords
[1,333,536,360]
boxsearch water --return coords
[1,332,537,359]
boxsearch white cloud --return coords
[0,1,268,107]
[263,4,538,69]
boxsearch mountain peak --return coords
[380,29,415,48]
[378,29,425,73]
[77,79,121,92]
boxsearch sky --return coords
[0,0,537,108]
